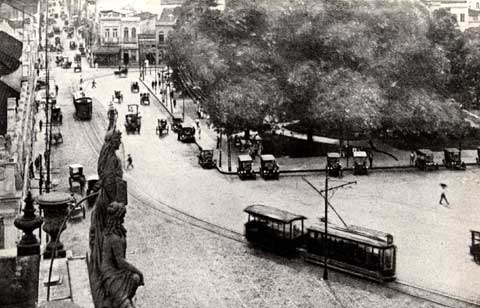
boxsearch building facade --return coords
[422,0,480,31]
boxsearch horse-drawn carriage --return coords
[156,118,169,136]
[125,104,141,134]
[443,148,466,170]
[140,93,150,105]
[51,107,63,125]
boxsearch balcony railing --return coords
[102,37,119,44]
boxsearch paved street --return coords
[31,25,479,307]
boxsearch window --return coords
[124,27,129,41]
[131,53,136,61]
[131,27,136,39]
[112,28,118,38]
[104,28,110,38]
[460,13,465,22]
[158,31,164,43]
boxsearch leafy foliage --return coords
[166,0,468,140]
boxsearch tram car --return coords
[243,205,397,282]
[72,90,93,120]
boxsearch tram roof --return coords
[308,223,394,248]
[245,204,306,224]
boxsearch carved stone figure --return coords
[98,202,143,308]
[90,129,125,273]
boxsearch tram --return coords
[243,205,397,282]
[305,223,396,282]
[72,90,92,120]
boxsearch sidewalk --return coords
[140,73,480,174]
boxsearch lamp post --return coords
[44,0,52,193]
[323,174,329,280]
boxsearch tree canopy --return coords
[166,0,468,139]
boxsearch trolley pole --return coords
[323,175,328,280]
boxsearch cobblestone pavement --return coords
[30,32,477,307]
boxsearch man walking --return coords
[410,151,416,165]
[55,84,59,96]
[39,119,43,132]
[439,183,449,206]
[126,154,134,169]
[92,79,96,88]
[368,151,373,168]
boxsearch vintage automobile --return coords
[51,107,63,125]
[125,104,141,134]
[79,43,85,56]
[327,152,343,177]
[198,149,216,169]
[237,154,255,180]
[62,57,72,68]
[114,65,128,77]
[259,154,279,180]
[353,151,368,175]
[55,55,64,66]
[68,193,86,220]
[244,204,306,255]
[73,62,82,73]
[69,164,86,192]
[171,114,183,133]
[140,93,150,105]
[156,118,168,136]
[443,148,466,170]
[177,126,195,143]
[85,174,99,208]
[113,90,123,104]
[52,127,63,145]
[69,41,76,50]
[74,53,82,63]
[54,36,61,45]
[131,81,139,93]
[471,230,480,264]
[415,149,439,171]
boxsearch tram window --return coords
[384,248,394,270]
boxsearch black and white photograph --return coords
[0,0,479,307]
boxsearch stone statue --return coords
[89,129,129,307]
[98,202,143,308]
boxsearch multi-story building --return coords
[93,9,156,66]
[422,0,480,31]
[155,7,181,66]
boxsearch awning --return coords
[0,80,20,135]
[0,31,23,75]
[92,46,121,55]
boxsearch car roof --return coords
[327,152,341,158]
[417,148,433,154]
[353,151,367,157]
[260,154,275,161]
[444,147,459,153]
[238,154,252,161]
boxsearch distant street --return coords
[38,19,480,307]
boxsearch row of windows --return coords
[104,27,137,39]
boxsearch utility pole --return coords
[302,177,356,280]
[44,0,51,193]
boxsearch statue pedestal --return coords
[36,192,73,259]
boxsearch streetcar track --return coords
[77,74,479,308]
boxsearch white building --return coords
[422,0,480,31]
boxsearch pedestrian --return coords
[173,98,176,108]
[29,162,35,179]
[368,151,373,168]
[34,155,41,170]
[216,135,221,149]
[151,81,155,89]
[198,126,201,139]
[55,84,59,96]
[410,151,416,165]
[80,77,83,84]
[92,79,96,88]
[126,154,134,169]
[39,119,43,132]
[195,118,200,128]
[439,183,449,206]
